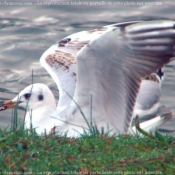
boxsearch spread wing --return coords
[40,21,140,108]
[72,20,175,134]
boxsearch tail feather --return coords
[128,111,174,135]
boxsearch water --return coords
[0,0,175,131]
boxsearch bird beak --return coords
[0,100,22,111]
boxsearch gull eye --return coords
[24,93,31,100]
[38,94,44,101]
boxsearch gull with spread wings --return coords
[1,20,175,137]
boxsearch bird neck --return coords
[25,105,56,130]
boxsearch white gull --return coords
[1,20,175,137]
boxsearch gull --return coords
[133,69,163,120]
[1,20,175,137]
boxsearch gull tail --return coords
[128,111,174,136]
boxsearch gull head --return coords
[0,83,56,112]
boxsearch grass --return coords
[0,126,175,174]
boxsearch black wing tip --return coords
[56,38,71,47]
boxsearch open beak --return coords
[0,100,22,111]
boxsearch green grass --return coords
[0,84,175,174]
[0,127,175,174]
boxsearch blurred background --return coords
[0,0,175,132]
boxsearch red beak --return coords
[0,100,21,111]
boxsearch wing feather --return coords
[40,22,139,108]
[72,20,175,134]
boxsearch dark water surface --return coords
[0,0,175,131]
